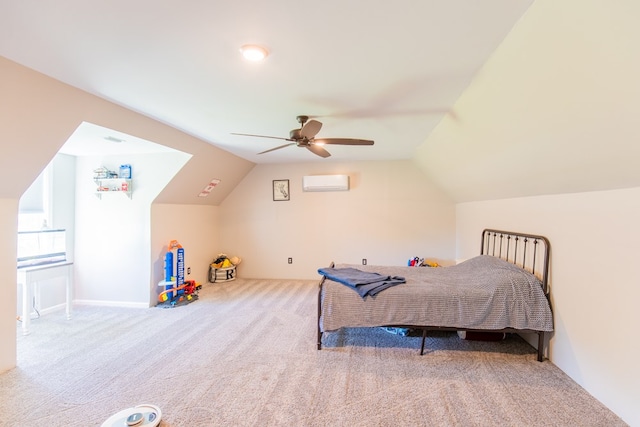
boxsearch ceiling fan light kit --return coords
[231,115,374,158]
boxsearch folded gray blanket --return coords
[317,267,406,298]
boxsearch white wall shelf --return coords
[94,178,132,199]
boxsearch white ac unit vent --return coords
[302,174,349,192]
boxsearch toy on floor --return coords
[158,279,202,307]
[168,239,182,250]
[210,253,242,269]
[162,240,185,301]
[101,404,161,427]
[408,257,440,267]
[158,239,202,308]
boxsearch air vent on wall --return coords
[302,175,349,192]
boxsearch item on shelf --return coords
[93,166,133,198]
[119,164,132,179]
[93,166,111,179]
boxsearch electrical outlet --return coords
[362,259,367,265]
[288,257,293,264]
[187,267,191,274]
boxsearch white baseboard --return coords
[73,300,150,309]
[37,303,67,316]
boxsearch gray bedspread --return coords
[319,255,553,333]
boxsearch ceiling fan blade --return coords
[307,144,331,158]
[314,138,374,146]
[231,132,290,141]
[300,120,322,139]
[258,142,296,155]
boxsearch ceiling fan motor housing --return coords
[289,129,302,140]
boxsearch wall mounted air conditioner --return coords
[302,174,349,192]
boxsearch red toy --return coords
[158,279,201,306]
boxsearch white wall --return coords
[74,152,189,307]
[219,160,456,279]
[150,204,220,301]
[456,187,640,427]
[1,199,18,371]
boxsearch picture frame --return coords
[273,179,290,201]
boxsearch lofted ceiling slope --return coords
[3,1,636,204]
[0,0,533,166]
[414,0,640,202]
[0,56,254,205]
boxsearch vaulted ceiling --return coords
[2,1,639,203]
[0,1,533,164]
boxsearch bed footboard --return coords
[317,279,323,350]
[317,262,333,350]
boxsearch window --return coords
[18,163,65,267]
[17,229,66,268]
[19,165,51,231]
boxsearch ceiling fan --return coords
[231,115,374,158]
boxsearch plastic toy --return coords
[158,279,202,308]
[160,240,186,304]
[408,257,440,267]
[158,280,201,303]
[168,240,182,250]
[210,253,242,269]
[158,240,202,308]
[408,257,424,267]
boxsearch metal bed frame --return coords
[317,229,552,361]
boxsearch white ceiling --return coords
[58,122,181,156]
[0,1,534,163]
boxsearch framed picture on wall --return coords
[273,179,290,201]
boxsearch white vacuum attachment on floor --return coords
[101,404,161,427]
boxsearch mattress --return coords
[319,255,553,333]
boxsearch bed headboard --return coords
[481,229,551,295]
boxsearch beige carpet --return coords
[1,278,627,426]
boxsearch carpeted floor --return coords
[1,278,627,426]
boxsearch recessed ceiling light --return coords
[240,44,269,62]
